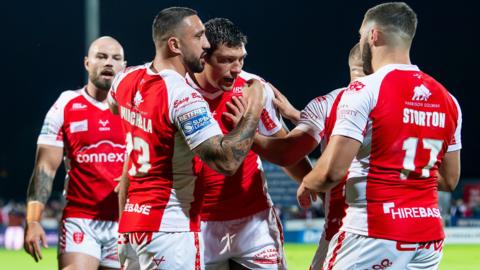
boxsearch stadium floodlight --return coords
[85,0,99,82]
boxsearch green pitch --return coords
[1,244,479,270]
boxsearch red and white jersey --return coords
[109,64,222,232]
[37,88,125,221]
[332,64,462,242]
[186,71,282,221]
[294,88,348,241]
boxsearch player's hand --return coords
[113,175,122,193]
[24,221,48,262]
[242,79,266,115]
[297,182,317,209]
[223,96,247,127]
[270,83,301,124]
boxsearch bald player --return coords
[24,36,127,270]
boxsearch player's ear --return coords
[370,28,382,46]
[167,37,181,54]
[84,56,89,70]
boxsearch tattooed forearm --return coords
[27,168,55,204]
[221,112,258,160]
[195,112,260,175]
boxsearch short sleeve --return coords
[37,91,76,148]
[447,94,462,152]
[171,87,223,150]
[258,84,283,136]
[294,96,330,143]
[331,80,375,143]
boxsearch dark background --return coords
[0,0,477,200]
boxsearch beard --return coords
[183,51,205,73]
[90,73,112,91]
[361,40,374,75]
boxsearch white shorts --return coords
[4,226,24,250]
[118,231,204,270]
[323,231,443,270]
[309,232,329,270]
[201,208,287,270]
[58,217,120,268]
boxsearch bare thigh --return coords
[59,252,101,270]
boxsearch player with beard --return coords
[24,36,126,270]
[301,3,462,269]
[109,8,266,270]
[186,17,312,270]
[253,43,364,270]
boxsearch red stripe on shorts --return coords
[194,232,201,270]
[272,208,284,247]
[325,231,346,270]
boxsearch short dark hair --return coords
[204,18,247,55]
[152,7,197,43]
[364,2,417,42]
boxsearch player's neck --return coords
[85,82,108,102]
[191,73,221,94]
[152,52,187,77]
[372,48,411,73]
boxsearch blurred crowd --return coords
[2,195,480,231]
[0,192,479,249]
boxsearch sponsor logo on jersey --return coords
[72,231,84,244]
[99,120,109,126]
[233,86,243,93]
[71,102,87,110]
[75,140,126,163]
[134,91,144,107]
[174,96,190,108]
[178,107,213,136]
[120,106,153,133]
[403,108,445,128]
[412,85,432,101]
[191,92,203,100]
[98,119,110,131]
[347,80,365,91]
[383,202,441,219]
[70,119,88,133]
[123,200,152,215]
[337,104,358,119]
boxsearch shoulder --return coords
[161,70,199,97]
[238,70,274,96]
[51,89,82,111]
[323,87,346,102]
[112,64,148,91]
[118,64,147,82]
[159,70,206,110]
[238,70,265,82]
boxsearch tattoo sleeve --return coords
[26,168,55,204]
[194,111,259,175]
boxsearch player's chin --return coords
[220,84,234,92]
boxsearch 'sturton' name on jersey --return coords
[403,108,446,128]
